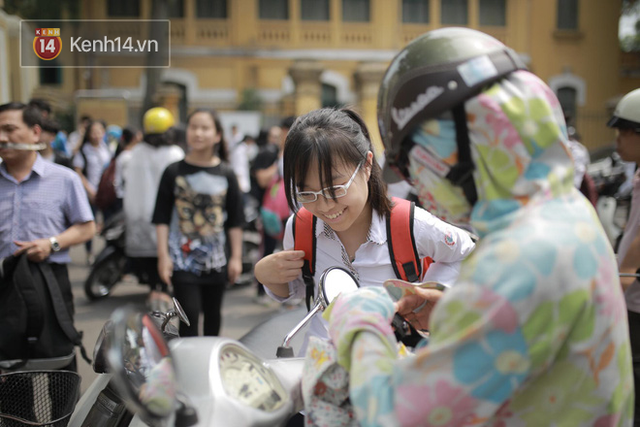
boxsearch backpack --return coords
[0,254,91,370]
[260,177,290,239]
[95,158,118,211]
[294,197,432,310]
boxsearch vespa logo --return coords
[391,86,445,131]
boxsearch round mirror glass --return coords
[320,267,359,306]
[107,307,177,420]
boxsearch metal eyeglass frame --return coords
[295,160,364,203]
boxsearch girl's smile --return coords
[301,155,372,235]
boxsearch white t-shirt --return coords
[123,142,185,257]
[114,149,133,199]
[618,169,640,313]
[265,206,476,354]
[72,141,112,191]
[229,142,250,193]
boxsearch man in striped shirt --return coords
[0,102,95,370]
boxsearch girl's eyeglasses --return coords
[296,161,364,203]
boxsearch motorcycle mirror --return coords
[172,297,190,326]
[277,267,359,358]
[161,297,191,331]
[107,306,178,421]
[318,267,359,307]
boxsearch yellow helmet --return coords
[143,107,175,134]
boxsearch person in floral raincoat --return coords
[305,27,634,426]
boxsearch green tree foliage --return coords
[621,0,640,51]
[238,88,263,111]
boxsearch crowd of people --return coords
[1,25,639,426]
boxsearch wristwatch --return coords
[49,237,61,252]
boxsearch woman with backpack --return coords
[152,108,244,337]
[254,108,475,354]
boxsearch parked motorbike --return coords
[84,211,128,301]
[68,267,358,427]
[0,370,81,427]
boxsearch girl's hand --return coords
[255,250,305,288]
[227,256,242,286]
[158,254,173,287]
[394,288,443,331]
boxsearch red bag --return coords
[94,159,117,211]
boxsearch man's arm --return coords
[14,221,95,262]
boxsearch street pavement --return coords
[68,239,287,394]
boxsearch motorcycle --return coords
[68,266,359,427]
[84,211,128,301]
[588,151,634,250]
[85,198,262,300]
[0,370,81,427]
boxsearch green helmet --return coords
[607,88,640,130]
[378,27,527,174]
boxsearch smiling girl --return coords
[254,108,475,353]
[153,108,244,337]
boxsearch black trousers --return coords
[173,269,227,337]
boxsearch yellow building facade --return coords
[18,0,635,152]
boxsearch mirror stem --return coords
[281,304,322,349]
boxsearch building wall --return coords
[31,0,636,151]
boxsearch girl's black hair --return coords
[80,120,106,146]
[186,108,229,162]
[283,107,392,216]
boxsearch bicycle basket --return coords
[0,370,80,427]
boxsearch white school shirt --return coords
[264,206,476,355]
[618,170,640,313]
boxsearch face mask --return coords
[407,120,473,225]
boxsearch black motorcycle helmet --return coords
[378,27,527,204]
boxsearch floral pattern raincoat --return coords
[305,70,634,426]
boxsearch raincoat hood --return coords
[408,70,574,237]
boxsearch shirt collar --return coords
[0,153,46,181]
[31,154,47,177]
[315,208,387,245]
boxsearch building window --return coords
[343,0,370,22]
[107,0,140,17]
[557,0,578,30]
[402,0,429,24]
[259,0,289,20]
[302,0,329,20]
[168,0,184,18]
[40,66,62,85]
[441,0,468,25]
[197,0,227,18]
[557,86,577,120]
[479,0,505,26]
[322,83,339,108]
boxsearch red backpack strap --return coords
[387,197,428,282]
[293,207,317,310]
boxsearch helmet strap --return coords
[446,104,478,206]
